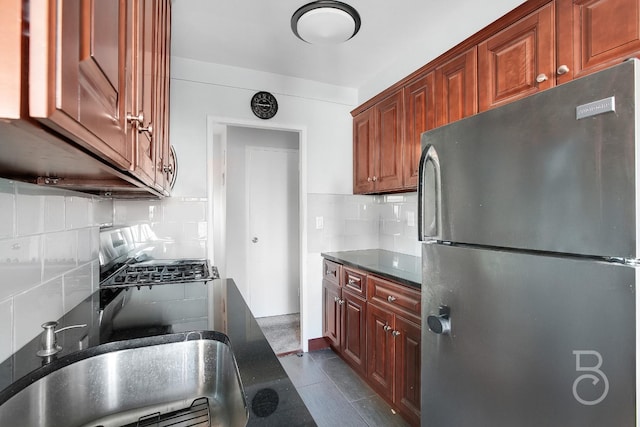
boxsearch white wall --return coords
[357,0,527,103]
[170,58,357,197]
[226,126,299,303]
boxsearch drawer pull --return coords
[348,278,356,285]
[334,296,340,302]
[387,295,397,303]
[338,299,345,305]
[392,330,401,337]
[383,324,392,332]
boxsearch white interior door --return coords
[246,147,300,318]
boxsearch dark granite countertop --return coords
[0,279,316,426]
[321,249,421,289]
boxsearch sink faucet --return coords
[36,321,87,358]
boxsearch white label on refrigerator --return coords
[572,350,610,405]
[576,97,615,119]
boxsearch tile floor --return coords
[279,349,410,427]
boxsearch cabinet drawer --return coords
[342,267,367,298]
[323,259,341,285]
[368,275,421,318]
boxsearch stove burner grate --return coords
[101,259,217,289]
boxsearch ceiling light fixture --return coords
[291,1,361,45]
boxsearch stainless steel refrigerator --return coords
[418,59,640,426]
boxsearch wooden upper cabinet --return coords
[557,0,640,83]
[478,3,555,111]
[0,1,23,119]
[353,108,375,194]
[29,0,132,170]
[435,47,478,126]
[127,0,172,193]
[403,72,436,189]
[353,89,404,194]
[375,90,404,193]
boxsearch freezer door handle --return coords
[418,144,442,241]
[427,305,451,335]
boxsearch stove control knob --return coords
[427,305,451,335]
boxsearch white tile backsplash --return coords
[0,298,13,362]
[43,230,78,282]
[113,198,210,260]
[16,186,44,236]
[13,276,64,352]
[44,195,66,232]
[0,236,43,301]
[63,263,93,313]
[307,192,420,256]
[0,178,102,363]
[0,181,15,239]
[65,196,90,229]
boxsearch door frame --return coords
[245,145,300,317]
[206,115,309,351]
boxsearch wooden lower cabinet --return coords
[394,315,422,424]
[341,289,367,375]
[322,279,341,348]
[367,303,421,426]
[323,260,421,426]
[366,303,395,401]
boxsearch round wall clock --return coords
[250,91,278,119]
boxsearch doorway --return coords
[207,116,310,352]
[246,146,300,317]
[221,125,302,353]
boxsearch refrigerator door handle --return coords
[418,144,442,241]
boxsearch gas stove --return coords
[101,259,219,289]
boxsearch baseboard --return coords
[308,337,330,352]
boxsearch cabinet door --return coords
[136,0,157,186]
[155,0,172,190]
[557,0,640,83]
[478,3,555,111]
[403,72,436,189]
[374,89,404,192]
[435,47,478,126]
[323,281,341,348]
[353,108,375,194]
[394,315,421,426]
[367,303,395,401]
[341,290,367,375]
[30,0,131,169]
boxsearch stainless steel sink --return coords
[0,331,248,427]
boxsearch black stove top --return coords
[101,259,218,289]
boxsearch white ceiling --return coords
[171,0,525,90]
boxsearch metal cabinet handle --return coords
[392,330,401,337]
[372,176,378,182]
[126,112,152,135]
[126,112,144,124]
[387,295,397,303]
[138,123,153,135]
[163,164,174,175]
[338,299,345,305]
[367,177,372,182]
[334,296,340,302]
[535,73,548,83]
[348,278,356,285]
[557,64,570,75]
[383,324,392,332]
